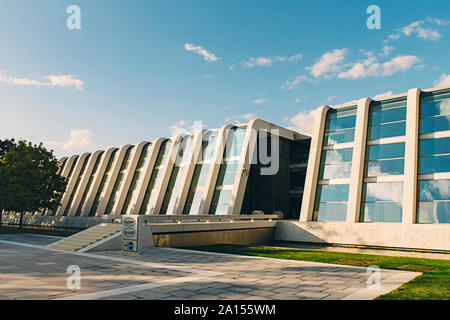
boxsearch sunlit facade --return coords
[301,85,450,225]
[49,120,310,218]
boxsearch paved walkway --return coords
[0,234,420,300]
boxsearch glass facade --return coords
[183,132,217,214]
[368,98,406,140]
[365,142,405,176]
[104,147,134,214]
[360,98,407,222]
[121,143,152,215]
[313,106,356,221]
[89,150,117,216]
[417,180,450,223]
[63,155,90,216]
[161,136,193,214]
[417,89,450,223]
[361,182,403,222]
[75,152,103,216]
[141,140,171,214]
[314,184,349,221]
[210,127,246,214]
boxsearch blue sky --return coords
[0,0,449,157]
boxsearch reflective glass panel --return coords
[419,180,450,201]
[367,143,405,160]
[370,107,406,125]
[369,122,406,140]
[325,115,356,132]
[323,129,355,145]
[367,159,404,176]
[419,137,450,156]
[364,182,403,202]
[420,99,450,118]
[362,202,402,222]
[316,203,347,221]
[420,116,450,134]
[315,184,349,203]
[209,189,232,214]
[418,202,450,223]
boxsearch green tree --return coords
[0,140,67,228]
[0,138,16,159]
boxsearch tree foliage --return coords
[0,140,67,218]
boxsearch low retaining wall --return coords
[274,220,450,252]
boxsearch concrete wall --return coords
[275,220,450,251]
[154,228,274,247]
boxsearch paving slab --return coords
[0,234,421,300]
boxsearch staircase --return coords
[47,223,122,252]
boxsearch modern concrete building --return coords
[3,85,449,251]
[45,119,310,219]
[276,85,450,251]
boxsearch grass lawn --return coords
[0,224,81,237]
[184,244,450,300]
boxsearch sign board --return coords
[122,216,139,252]
[122,239,138,252]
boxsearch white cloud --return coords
[253,98,267,104]
[0,72,83,90]
[282,75,310,90]
[295,98,300,103]
[284,109,316,135]
[184,43,220,62]
[45,129,93,151]
[327,96,336,102]
[434,73,450,87]
[386,18,449,43]
[225,113,258,125]
[241,53,302,68]
[373,91,394,99]
[168,120,206,135]
[307,48,348,78]
[338,55,421,80]
[380,45,395,57]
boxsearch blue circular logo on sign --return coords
[128,242,134,250]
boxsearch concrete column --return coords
[200,125,233,214]
[153,135,184,214]
[56,153,91,216]
[175,130,206,214]
[81,147,117,216]
[113,141,150,215]
[130,138,165,215]
[67,150,103,216]
[299,106,329,222]
[402,88,421,224]
[347,98,371,223]
[96,144,132,216]
[60,155,78,178]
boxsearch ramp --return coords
[47,223,121,252]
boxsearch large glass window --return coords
[361,182,403,222]
[76,152,103,216]
[419,137,450,174]
[104,147,133,215]
[420,90,450,134]
[63,155,90,216]
[121,143,152,215]
[365,142,405,176]
[417,180,450,223]
[183,132,217,215]
[313,107,356,222]
[141,141,170,214]
[318,148,353,180]
[368,99,407,140]
[210,127,246,214]
[323,107,356,146]
[314,184,349,221]
[89,150,117,216]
